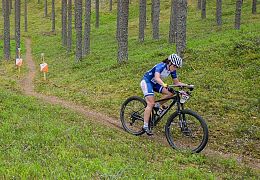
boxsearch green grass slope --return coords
[21,0,259,157]
[0,0,259,176]
[0,62,259,178]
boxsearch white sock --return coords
[143,122,148,128]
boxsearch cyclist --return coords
[140,53,187,135]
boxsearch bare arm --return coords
[154,72,167,87]
[173,78,187,86]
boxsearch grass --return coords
[0,81,259,178]
[0,0,260,178]
[25,0,260,157]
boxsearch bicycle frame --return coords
[120,84,208,153]
[151,92,184,127]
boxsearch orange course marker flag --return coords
[40,63,48,73]
[16,58,23,67]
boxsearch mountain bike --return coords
[120,84,208,153]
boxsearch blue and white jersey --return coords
[143,62,177,83]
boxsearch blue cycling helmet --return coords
[168,54,182,68]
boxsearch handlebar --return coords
[168,84,194,91]
[166,84,194,104]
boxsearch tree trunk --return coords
[95,0,99,28]
[235,0,242,30]
[176,0,187,57]
[151,0,160,40]
[44,0,48,17]
[62,0,67,46]
[75,0,82,62]
[15,0,21,58]
[117,0,129,63]
[24,0,28,32]
[252,0,257,14]
[83,0,91,56]
[10,0,13,10]
[2,0,11,16]
[197,0,201,10]
[110,0,112,11]
[2,0,4,16]
[201,0,206,19]
[9,0,13,15]
[151,0,153,25]
[139,0,146,42]
[216,0,222,26]
[169,0,177,44]
[3,0,11,60]
[51,0,55,32]
[67,0,72,51]
[116,0,122,40]
[9,0,12,14]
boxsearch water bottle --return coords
[157,108,163,115]
[154,103,161,115]
[154,102,160,108]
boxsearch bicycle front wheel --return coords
[120,96,146,136]
[165,109,208,153]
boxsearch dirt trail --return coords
[20,39,260,170]
[20,39,122,130]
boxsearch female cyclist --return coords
[140,53,187,135]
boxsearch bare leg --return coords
[159,87,174,105]
[143,95,155,125]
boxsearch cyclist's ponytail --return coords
[162,58,170,64]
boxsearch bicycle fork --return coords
[177,104,190,136]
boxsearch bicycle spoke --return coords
[120,96,146,135]
[166,110,208,152]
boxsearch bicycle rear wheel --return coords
[120,96,146,136]
[165,109,208,153]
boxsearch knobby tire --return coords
[165,109,208,153]
[120,96,146,136]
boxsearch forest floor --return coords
[20,38,260,170]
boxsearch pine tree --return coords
[197,0,201,10]
[2,0,5,16]
[83,0,91,56]
[110,0,112,11]
[24,0,28,32]
[51,0,55,32]
[62,0,67,46]
[151,0,160,39]
[95,0,99,28]
[15,0,21,58]
[235,0,242,30]
[3,0,11,60]
[117,0,129,63]
[252,0,257,14]
[139,0,146,42]
[44,0,48,17]
[116,0,122,40]
[201,0,206,19]
[75,0,83,62]
[169,0,177,44]
[216,0,222,26]
[67,0,72,51]
[176,0,187,57]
